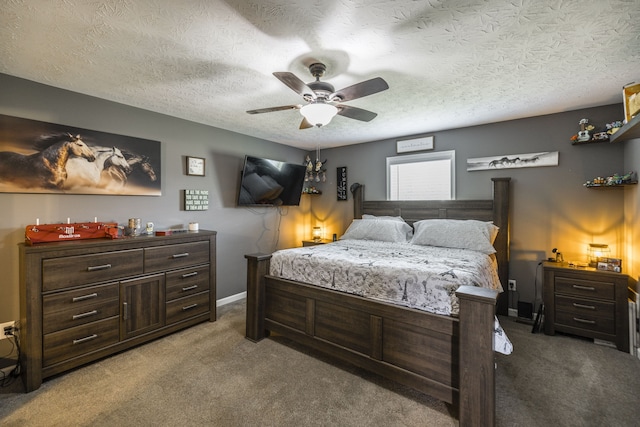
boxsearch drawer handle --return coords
[572,284,595,291]
[87,264,112,272]
[573,317,596,325]
[181,272,198,279]
[572,303,596,310]
[182,303,198,311]
[123,302,128,320]
[73,334,98,345]
[172,253,189,259]
[72,293,98,302]
[72,310,99,320]
[182,285,198,292]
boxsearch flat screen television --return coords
[237,155,306,206]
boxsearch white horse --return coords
[65,146,131,189]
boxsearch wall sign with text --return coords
[337,166,347,201]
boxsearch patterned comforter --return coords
[269,239,512,355]
[269,239,502,317]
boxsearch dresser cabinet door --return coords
[120,273,165,340]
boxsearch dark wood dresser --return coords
[19,230,216,392]
[543,262,631,352]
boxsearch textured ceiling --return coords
[1,0,639,149]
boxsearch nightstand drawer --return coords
[555,310,615,335]
[555,295,614,320]
[555,276,614,300]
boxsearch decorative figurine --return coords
[577,118,594,142]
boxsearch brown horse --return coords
[101,151,157,188]
[0,133,96,189]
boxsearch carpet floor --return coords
[1,300,639,426]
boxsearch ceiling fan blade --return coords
[337,105,378,122]
[331,77,389,102]
[299,117,314,129]
[273,72,316,99]
[246,105,300,114]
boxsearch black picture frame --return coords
[186,156,205,176]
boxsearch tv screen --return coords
[237,155,306,206]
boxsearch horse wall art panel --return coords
[466,151,559,171]
[0,114,161,195]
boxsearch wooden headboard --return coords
[350,177,511,315]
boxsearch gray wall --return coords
[311,104,626,309]
[0,73,308,329]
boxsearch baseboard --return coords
[216,291,246,307]
[508,308,518,317]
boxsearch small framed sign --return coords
[186,156,205,176]
[396,136,434,153]
[184,189,209,210]
[337,166,347,201]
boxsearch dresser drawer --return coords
[43,317,119,367]
[42,249,144,291]
[144,241,209,273]
[554,276,614,300]
[166,291,209,325]
[43,283,119,334]
[165,265,210,301]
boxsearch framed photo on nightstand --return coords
[186,156,205,176]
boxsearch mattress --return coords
[269,239,502,317]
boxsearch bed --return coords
[245,177,510,426]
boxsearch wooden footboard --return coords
[245,254,498,426]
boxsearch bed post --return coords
[245,253,272,342]
[456,286,499,427]
[491,177,510,316]
[351,183,363,218]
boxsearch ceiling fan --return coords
[246,63,389,129]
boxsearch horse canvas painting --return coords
[0,114,161,195]
[466,151,559,171]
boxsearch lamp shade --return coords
[300,102,338,127]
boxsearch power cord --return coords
[0,326,21,387]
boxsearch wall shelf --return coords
[584,182,637,188]
[610,114,640,143]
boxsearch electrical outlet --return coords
[0,321,15,340]
[508,279,516,292]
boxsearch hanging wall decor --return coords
[184,189,209,211]
[466,151,559,171]
[0,114,161,195]
[337,166,347,201]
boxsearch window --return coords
[386,150,455,200]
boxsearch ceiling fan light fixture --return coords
[300,102,338,127]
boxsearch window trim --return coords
[386,150,456,200]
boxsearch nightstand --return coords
[543,262,632,352]
[302,239,333,247]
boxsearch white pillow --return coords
[340,219,412,242]
[410,219,498,254]
[362,214,405,222]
